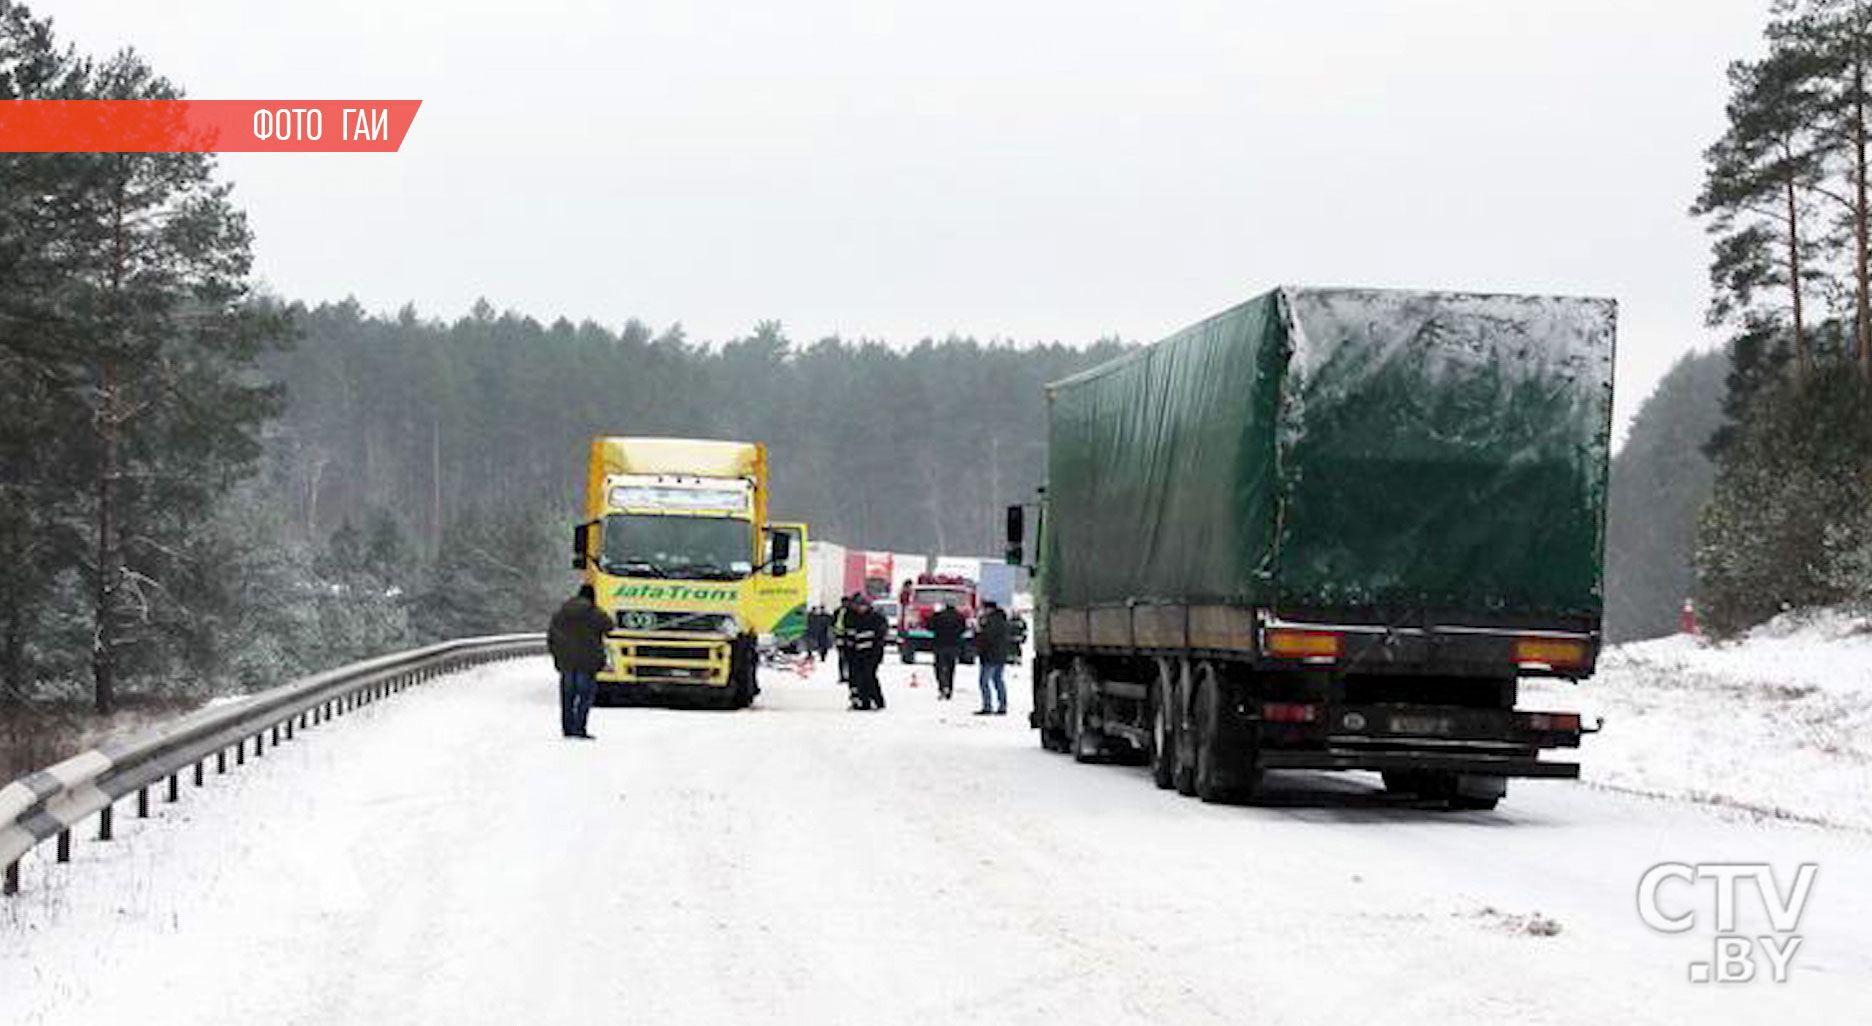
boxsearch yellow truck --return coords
[571,437,792,708]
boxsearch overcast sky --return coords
[51,0,1771,439]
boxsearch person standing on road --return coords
[548,583,614,739]
[809,606,834,661]
[845,594,890,711]
[974,599,1010,716]
[928,602,967,701]
[833,594,857,697]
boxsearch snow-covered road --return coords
[4,656,1869,1025]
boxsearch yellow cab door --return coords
[743,522,808,648]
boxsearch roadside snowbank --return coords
[1524,608,1872,831]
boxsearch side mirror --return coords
[1005,504,1024,566]
[769,529,793,577]
[572,522,592,570]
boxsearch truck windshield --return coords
[600,514,752,580]
[914,588,969,608]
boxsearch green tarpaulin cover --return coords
[1044,287,1616,622]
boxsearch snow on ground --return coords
[3,653,1869,1024]
[1524,607,1872,832]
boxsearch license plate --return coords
[1389,714,1453,736]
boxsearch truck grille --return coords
[633,645,714,662]
[612,610,732,634]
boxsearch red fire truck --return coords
[896,573,978,664]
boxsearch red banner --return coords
[0,101,423,152]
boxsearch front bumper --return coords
[599,631,733,687]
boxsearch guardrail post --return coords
[255,731,266,757]
[3,861,17,896]
[56,829,70,862]
[137,787,150,819]
[97,805,113,841]
[217,750,227,774]
[168,773,180,802]
[272,724,281,745]
[236,739,246,766]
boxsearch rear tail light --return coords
[1261,702,1321,724]
[1264,628,1342,662]
[1515,637,1588,670]
[1517,711,1582,733]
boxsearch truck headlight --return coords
[718,616,741,638]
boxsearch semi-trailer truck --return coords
[1009,287,1613,809]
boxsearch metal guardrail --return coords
[0,633,545,896]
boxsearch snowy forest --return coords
[4,0,1872,735]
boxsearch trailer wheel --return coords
[1446,774,1506,811]
[1149,660,1177,790]
[1381,770,1421,795]
[1192,666,1225,801]
[1070,660,1106,763]
[1172,661,1199,796]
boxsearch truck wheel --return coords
[1446,774,1507,811]
[1071,660,1106,763]
[1038,668,1071,752]
[1381,770,1421,795]
[725,637,758,709]
[1150,661,1177,790]
[1172,661,1199,796]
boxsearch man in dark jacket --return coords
[928,603,967,701]
[833,594,857,688]
[974,600,1010,716]
[844,594,890,711]
[548,584,613,739]
[808,607,834,661]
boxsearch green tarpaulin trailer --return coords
[1016,286,1615,808]
[1045,286,1614,620]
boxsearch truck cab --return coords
[571,437,790,709]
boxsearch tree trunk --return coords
[430,414,442,557]
[1,518,22,708]
[93,168,129,718]
[92,365,117,716]
[1784,155,1809,378]
[1857,48,1871,372]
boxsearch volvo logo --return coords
[1343,712,1368,731]
[620,610,658,631]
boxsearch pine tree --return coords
[48,50,290,712]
